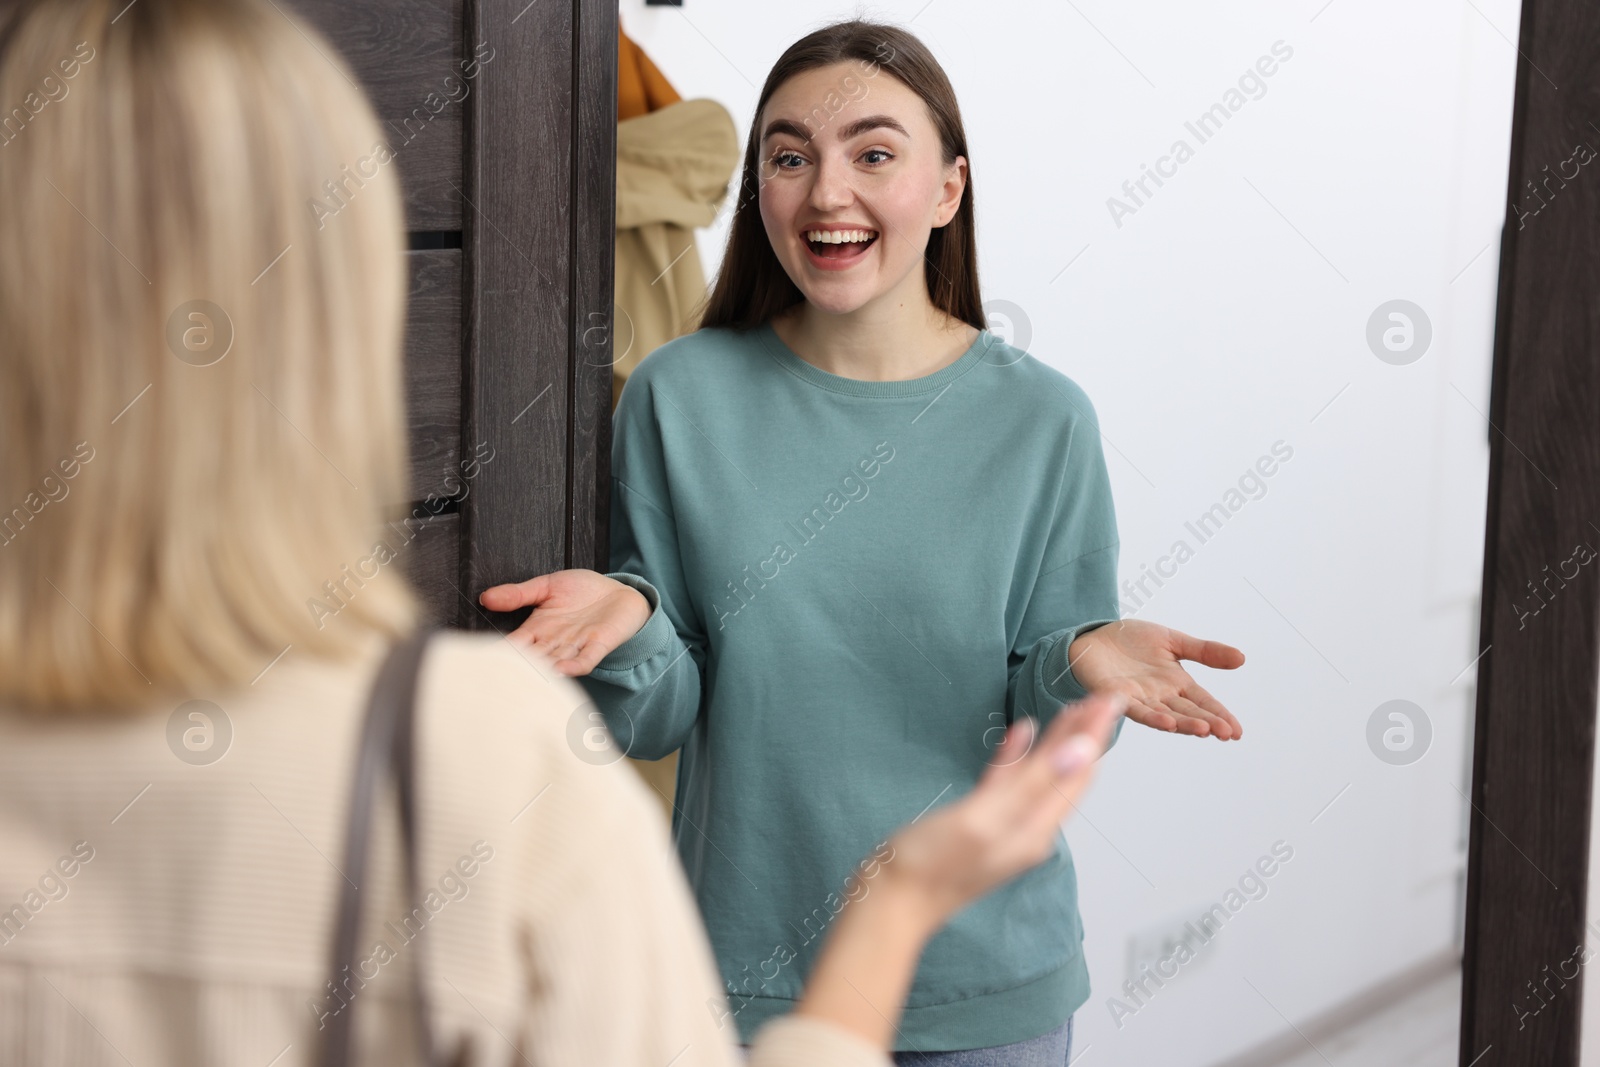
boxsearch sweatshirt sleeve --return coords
[578,371,709,762]
[1005,384,1126,753]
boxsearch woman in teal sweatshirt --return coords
[481,18,1244,1064]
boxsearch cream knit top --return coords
[0,629,891,1067]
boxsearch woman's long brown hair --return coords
[694,19,985,334]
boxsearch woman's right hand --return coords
[881,690,1128,926]
[478,569,653,676]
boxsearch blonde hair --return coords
[0,0,420,710]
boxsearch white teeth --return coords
[806,229,876,244]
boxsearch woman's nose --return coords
[808,155,854,211]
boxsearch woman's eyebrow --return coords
[761,114,910,144]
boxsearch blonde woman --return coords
[0,2,1126,1065]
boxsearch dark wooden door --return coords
[288,0,616,627]
[1457,0,1600,1062]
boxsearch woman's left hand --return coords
[1065,620,1245,740]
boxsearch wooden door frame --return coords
[1458,0,1600,1061]
[460,0,617,615]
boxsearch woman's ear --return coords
[935,155,968,227]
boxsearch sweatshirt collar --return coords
[757,319,999,398]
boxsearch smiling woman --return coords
[477,17,1243,1067]
[697,29,982,344]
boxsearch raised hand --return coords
[1066,620,1245,740]
[792,692,1127,1050]
[477,569,653,677]
[883,690,1128,921]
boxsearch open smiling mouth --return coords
[803,228,879,263]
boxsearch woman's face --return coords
[756,62,967,318]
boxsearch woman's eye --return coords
[770,148,891,170]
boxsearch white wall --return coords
[623,1,1520,1061]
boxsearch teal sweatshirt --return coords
[579,318,1124,1052]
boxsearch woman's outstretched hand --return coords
[477,569,652,676]
[881,691,1128,925]
[791,692,1127,1051]
[1066,620,1245,740]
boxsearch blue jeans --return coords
[892,1016,1073,1066]
[739,1016,1073,1066]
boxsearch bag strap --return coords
[320,626,440,1067]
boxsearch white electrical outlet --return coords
[1126,907,1223,988]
